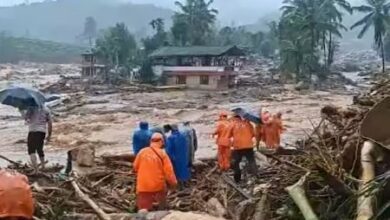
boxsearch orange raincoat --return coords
[0,170,34,219]
[213,113,231,171]
[263,114,284,149]
[256,111,271,146]
[133,133,177,210]
[229,117,255,150]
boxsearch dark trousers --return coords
[232,148,257,183]
[27,132,46,158]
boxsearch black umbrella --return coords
[231,107,262,124]
[0,86,46,109]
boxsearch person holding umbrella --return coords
[23,105,52,173]
[0,86,52,173]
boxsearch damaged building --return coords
[149,46,245,90]
[81,51,107,77]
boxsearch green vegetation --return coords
[0,34,85,63]
[351,0,390,73]
[0,0,173,43]
[171,0,218,46]
[95,23,137,68]
[279,0,352,81]
[80,16,98,47]
[5,0,390,82]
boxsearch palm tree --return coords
[321,0,351,68]
[150,18,164,32]
[173,0,218,45]
[351,0,390,73]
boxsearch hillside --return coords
[0,0,173,44]
[0,35,85,63]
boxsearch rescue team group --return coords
[0,108,283,219]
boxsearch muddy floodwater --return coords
[0,64,358,166]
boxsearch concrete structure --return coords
[81,52,107,77]
[150,46,245,90]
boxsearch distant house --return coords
[149,46,245,90]
[81,51,107,77]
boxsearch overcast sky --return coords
[0,0,285,24]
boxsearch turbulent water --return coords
[0,63,358,167]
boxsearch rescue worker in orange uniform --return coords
[263,112,284,149]
[0,170,34,220]
[133,133,177,211]
[255,111,271,149]
[229,115,257,183]
[213,112,231,171]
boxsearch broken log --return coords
[0,154,21,166]
[221,174,253,200]
[315,164,352,197]
[71,180,111,220]
[91,174,114,188]
[357,141,376,220]
[267,154,310,172]
[285,173,319,220]
[253,191,269,220]
[101,154,135,163]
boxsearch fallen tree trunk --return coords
[0,154,21,166]
[285,173,319,220]
[101,154,135,163]
[221,174,253,200]
[253,192,269,220]
[356,141,376,220]
[71,180,111,220]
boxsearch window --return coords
[177,76,186,84]
[84,55,93,62]
[200,75,209,85]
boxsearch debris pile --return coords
[255,74,390,219]
[6,156,240,220]
[6,75,390,219]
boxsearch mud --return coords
[0,63,357,167]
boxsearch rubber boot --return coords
[39,157,45,170]
[29,154,38,174]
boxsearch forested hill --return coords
[0,0,173,44]
[0,35,85,63]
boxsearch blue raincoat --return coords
[132,122,152,155]
[166,130,191,181]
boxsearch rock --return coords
[197,104,208,110]
[247,88,271,98]
[75,146,95,167]
[206,198,227,217]
[253,183,271,194]
[294,81,309,91]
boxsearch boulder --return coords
[206,198,227,217]
[74,146,95,167]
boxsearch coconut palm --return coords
[351,0,390,73]
[321,0,351,67]
[173,0,218,45]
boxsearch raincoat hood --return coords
[139,121,149,130]
[171,124,179,131]
[219,112,228,119]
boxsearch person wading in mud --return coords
[22,106,52,173]
[229,114,257,183]
[133,133,177,211]
[213,112,232,171]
